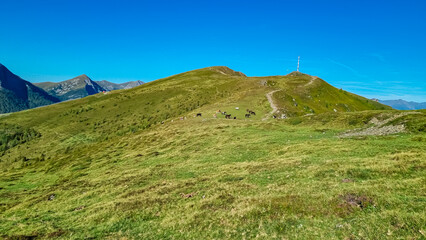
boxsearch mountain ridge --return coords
[379,99,426,110]
[34,74,106,101]
[0,64,59,113]
[96,80,144,91]
[1,64,391,114]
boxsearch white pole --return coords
[297,56,300,72]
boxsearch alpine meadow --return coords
[1,1,426,239]
[0,67,425,239]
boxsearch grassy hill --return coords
[0,67,424,239]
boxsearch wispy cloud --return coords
[336,82,426,102]
[368,53,387,63]
[327,58,368,79]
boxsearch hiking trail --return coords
[263,90,281,120]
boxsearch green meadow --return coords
[0,67,424,239]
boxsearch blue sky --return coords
[1,0,425,101]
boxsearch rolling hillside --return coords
[0,66,390,141]
[0,64,60,114]
[34,75,106,101]
[0,67,424,239]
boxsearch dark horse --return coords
[247,109,256,115]
[245,114,251,118]
[225,114,231,119]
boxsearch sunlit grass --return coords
[0,67,424,239]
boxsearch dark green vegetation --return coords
[0,123,41,152]
[0,64,59,113]
[34,75,106,101]
[0,67,424,239]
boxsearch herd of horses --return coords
[195,109,256,119]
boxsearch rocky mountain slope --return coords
[96,80,144,91]
[34,75,106,101]
[379,99,426,110]
[0,64,59,114]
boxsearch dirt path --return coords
[262,90,281,120]
[305,76,318,86]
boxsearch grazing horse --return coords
[225,114,231,119]
[247,109,256,115]
[196,113,202,117]
[245,114,251,118]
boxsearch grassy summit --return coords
[0,67,424,239]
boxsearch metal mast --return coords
[297,56,300,72]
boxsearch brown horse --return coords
[225,114,231,119]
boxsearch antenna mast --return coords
[297,56,300,72]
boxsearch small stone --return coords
[74,205,85,211]
[48,194,55,201]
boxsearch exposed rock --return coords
[96,80,144,91]
[48,194,55,201]
[34,75,105,101]
[340,112,419,138]
[181,192,197,198]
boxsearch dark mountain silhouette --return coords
[0,64,59,114]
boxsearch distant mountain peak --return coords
[96,80,144,91]
[78,74,89,79]
[379,99,426,110]
[71,74,91,81]
[34,74,105,101]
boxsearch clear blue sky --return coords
[1,0,425,101]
